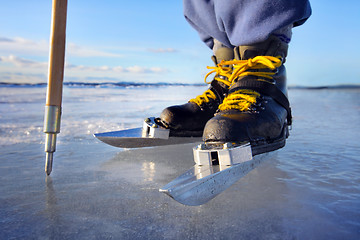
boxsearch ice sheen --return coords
[0,84,359,239]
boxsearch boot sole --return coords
[169,124,289,156]
[205,124,289,156]
[169,129,204,138]
[248,124,289,156]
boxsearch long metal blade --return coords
[159,154,267,206]
[94,128,201,148]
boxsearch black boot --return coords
[159,47,234,137]
[203,36,292,155]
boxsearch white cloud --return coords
[0,71,47,83]
[113,66,124,72]
[126,66,148,73]
[147,48,177,53]
[64,61,167,74]
[66,42,122,57]
[0,36,122,58]
[0,55,47,68]
[149,67,166,73]
[0,55,167,75]
[0,37,15,42]
[0,37,48,55]
[117,65,167,74]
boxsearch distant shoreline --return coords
[0,81,359,90]
[288,85,360,90]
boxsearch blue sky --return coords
[0,0,359,86]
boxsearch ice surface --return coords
[0,85,359,239]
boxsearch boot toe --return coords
[203,113,251,143]
[160,102,211,133]
[160,104,190,129]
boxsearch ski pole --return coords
[44,0,68,175]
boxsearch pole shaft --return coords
[44,0,68,175]
[46,0,67,106]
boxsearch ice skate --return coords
[203,36,292,155]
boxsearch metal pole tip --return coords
[45,152,54,175]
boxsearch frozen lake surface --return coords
[0,84,359,239]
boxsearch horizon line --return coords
[0,81,359,89]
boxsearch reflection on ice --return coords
[142,161,156,182]
[44,177,61,239]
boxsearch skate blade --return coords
[94,117,201,148]
[160,143,269,206]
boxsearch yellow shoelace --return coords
[189,61,233,106]
[218,56,282,111]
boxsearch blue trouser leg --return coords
[183,0,312,49]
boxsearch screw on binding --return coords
[223,142,233,149]
[197,143,206,150]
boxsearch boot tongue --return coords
[209,47,234,101]
[235,36,288,60]
[213,47,234,64]
[237,47,266,60]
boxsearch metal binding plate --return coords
[193,142,252,166]
[142,117,170,139]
